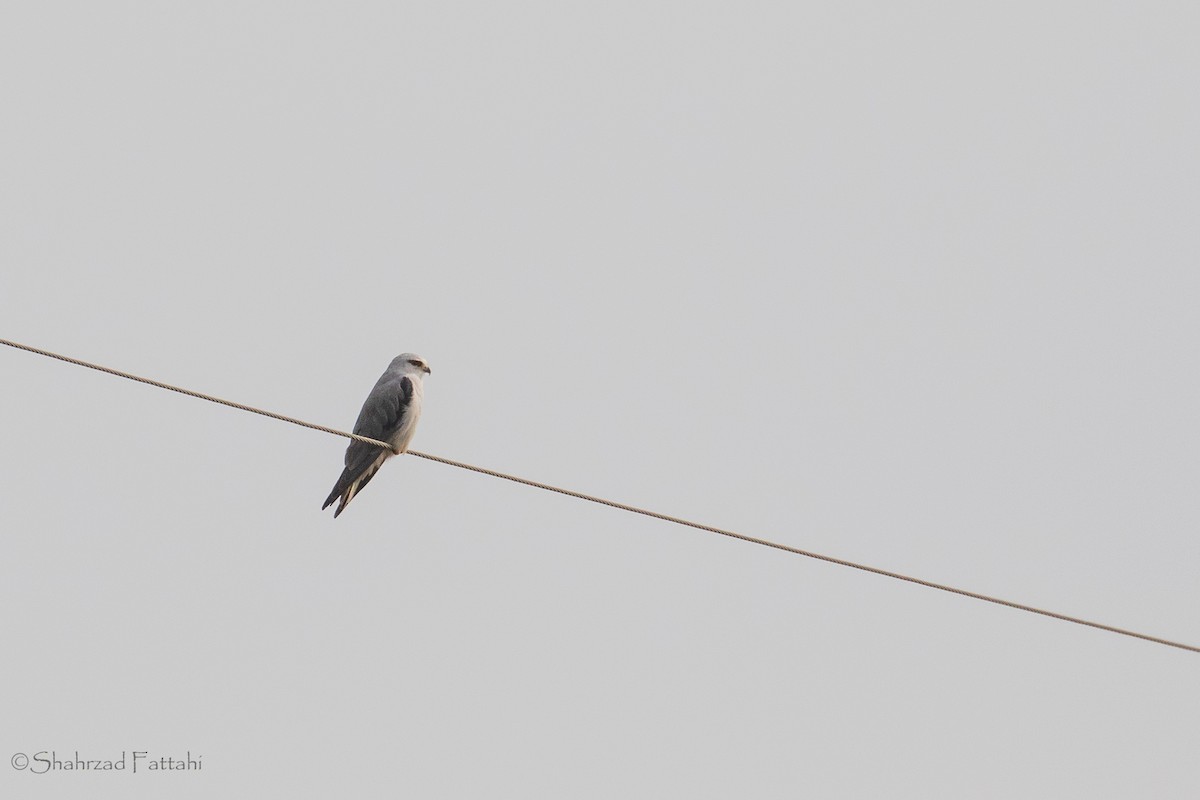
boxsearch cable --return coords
[408,451,1199,653]
[4,336,1198,655]
[0,338,392,449]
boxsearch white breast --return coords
[388,378,424,453]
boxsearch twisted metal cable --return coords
[407,451,1198,653]
[4,336,1198,654]
[0,337,390,448]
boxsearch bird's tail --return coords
[322,455,386,518]
[323,470,358,518]
[322,472,353,518]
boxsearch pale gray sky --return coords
[3,2,1199,797]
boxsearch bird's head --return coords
[396,353,432,376]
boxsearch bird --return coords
[323,353,431,518]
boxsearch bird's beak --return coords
[424,365,432,374]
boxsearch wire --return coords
[4,336,1198,655]
[0,338,392,449]
[409,451,1200,653]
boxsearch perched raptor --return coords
[323,353,431,518]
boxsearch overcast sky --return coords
[3,2,1199,797]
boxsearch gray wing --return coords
[322,375,415,516]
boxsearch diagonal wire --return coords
[0,337,391,449]
[3,336,1198,655]
[407,451,1199,653]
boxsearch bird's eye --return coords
[408,359,421,367]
